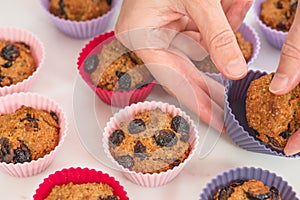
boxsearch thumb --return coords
[284,129,300,155]
[182,0,248,80]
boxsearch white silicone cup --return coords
[40,0,120,39]
[0,92,68,177]
[254,0,288,49]
[0,27,45,96]
[103,101,199,187]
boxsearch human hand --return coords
[115,0,252,132]
[269,3,300,155]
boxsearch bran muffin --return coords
[45,182,120,200]
[86,39,153,92]
[0,105,60,164]
[260,0,298,32]
[195,31,253,73]
[49,0,111,21]
[214,179,282,200]
[246,73,300,150]
[0,40,36,87]
[108,108,192,174]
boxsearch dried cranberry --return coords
[171,116,190,142]
[16,42,30,50]
[0,76,13,87]
[218,186,234,200]
[2,61,12,68]
[117,72,131,91]
[1,44,19,61]
[109,129,125,148]
[279,131,289,139]
[106,0,112,5]
[276,22,287,31]
[267,135,282,149]
[169,159,181,167]
[20,113,39,131]
[100,196,118,200]
[270,186,280,200]
[154,129,178,147]
[0,137,14,163]
[58,0,67,17]
[229,179,245,187]
[50,111,59,123]
[128,119,146,134]
[84,54,99,73]
[116,155,134,169]
[290,2,298,12]
[276,1,283,9]
[245,191,272,200]
[13,141,31,163]
[134,141,146,159]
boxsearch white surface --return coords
[0,1,300,199]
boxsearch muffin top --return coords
[194,31,253,73]
[260,0,298,32]
[49,0,111,21]
[0,105,60,163]
[45,182,120,200]
[214,179,282,200]
[108,108,192,174]
[0,40,36,87]
[246,73,300,150]
[85,39,153,91]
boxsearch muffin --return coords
[199,167,298,200]
[40,0,120,39]
[78,31,156,107]
[33,167,129,200]
[48,0,111,21]
[195,22,260,75]
[0,40,36,87]
[103,101,199,187]
[246,73,300,150]
[254,0,296,49]
[224,70,300,157]
[0,92,67,177]
[260,0,297,32]
[0,27,44,96]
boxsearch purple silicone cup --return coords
[254,0,287,49]
[39,0,120,39]
[224,69,300,158]
[199,166,299,200]
[238,22,261,66]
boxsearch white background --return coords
[0,1,300,199]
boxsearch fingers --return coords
[269,5,300,95]
[135,48,225,132]
[182,0,248,80]
[284,130,300,155]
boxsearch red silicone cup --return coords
[0,92,68,177]
[0,27,44,96]
[77,31,156,107]
[33,167,130,200]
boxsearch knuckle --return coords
[209,29,235,50]
[281,42,300,61]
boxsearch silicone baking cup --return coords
[33,167,129,200]
[102,101,199,187]
[224,70,300,157]
[199,166,298,200]
[0,92,68,177]
[40,0,120,39]
[254,0,288,49]
[77,31,156,107]
[0,27,44,96]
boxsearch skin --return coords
[116,0,300,156]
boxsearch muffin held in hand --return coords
[0,105,60,164]
[45,182,120,200]
[246,73,300,150]
[0,40,36,87]
[214,179,282,200]
[260,0,298,32]
[49,0,111,21]
[85,39,154,92]
[108,108,191,174]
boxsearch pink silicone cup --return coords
[40,0,120,39]
[254,0,288,49]
[0,27,44,96]
[33,167,130,200]
[199,166,298,200]
[224,69,300,158]
[0,92,68,177]
[102,101,199,187]
[77,31,156,107]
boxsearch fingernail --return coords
[225,59,247,79]
[269,73,289,93]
